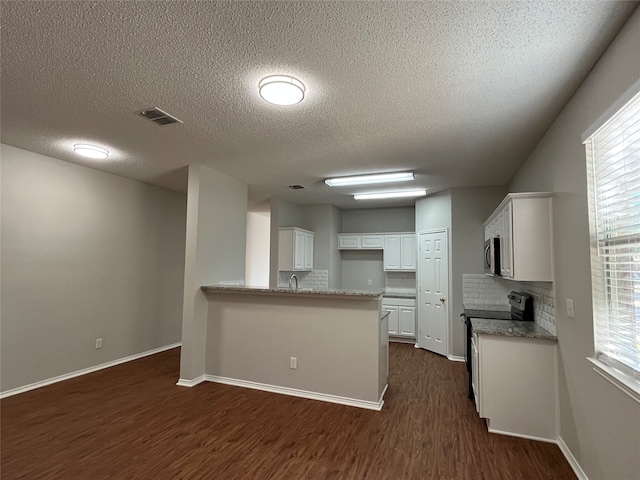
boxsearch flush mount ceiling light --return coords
[354,189,427,201]
[259,75,305,105]
[325,171,414,187]
[73,144,109,159]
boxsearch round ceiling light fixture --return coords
[259,75,305,106]
[73,144,109,159]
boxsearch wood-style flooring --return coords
[1,343,576,479]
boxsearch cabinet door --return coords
[361,235,384,249]
[400,235,416,270]
[399,306,416,336]
[472,334,480,413]
[384,306,399,335]
[383,235,401,270]
[304,232,314,270]
[501,202,513,278]
[338,235,360,249]
[294,230,305,270]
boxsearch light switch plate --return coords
[566,299,575,319]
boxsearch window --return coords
[584,84,640,399]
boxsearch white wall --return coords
[179,164,247,382]
[1,144,186,392]
[341,250,385,291]
[246,211,270,287]
[507,9,640,479]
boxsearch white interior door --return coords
[417,230,449,356]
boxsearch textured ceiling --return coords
[1,1,637,209]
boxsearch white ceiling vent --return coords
[136,107,183,126]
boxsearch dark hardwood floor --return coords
[1,343,575,479]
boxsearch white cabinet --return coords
[338,234,383,250]
[474,333,558,441]
[278,227,314,271]
[383,234,416,271]
[382,297,416,338]
[484,193,553,282]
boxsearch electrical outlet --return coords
[95,338,103,349]
[289,356,297,369]
[566,299,575,319]
[367,279,373,286]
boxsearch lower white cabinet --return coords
[382,297,416,338]
[474,333,558,441]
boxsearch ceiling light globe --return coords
[73,144,109,159]
[259,75,305,105]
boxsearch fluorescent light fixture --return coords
[325,171,414,187]
[73,144,109,159]
[259,75,305,105]
[354,189,427,200]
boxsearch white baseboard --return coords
[448,355,465,362]
[487,426,557,444]
[0,343,181,399]
[205,374,387,411]
[176,375,207,387]
[558,436,588,480]
[389,337,416,344]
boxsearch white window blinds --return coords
[585,89,640,382]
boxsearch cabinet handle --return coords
[440,297,446,302]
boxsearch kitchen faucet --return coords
[288,274,298,290]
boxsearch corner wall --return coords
[507,8,640,479]
[1,144,186,393]
[179,165,247,382]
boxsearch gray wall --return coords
[341,251,385,291]
[450,187,507,355]
[300,204,343,288]
[507,9,640,479]
[268,198,302,288]
[1,144,186,392]
[342,207,415,233]
[179,164,247,381]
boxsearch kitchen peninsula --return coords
[200,286,389,410]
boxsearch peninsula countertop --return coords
[470,318,557,340]
[201,285,384,300]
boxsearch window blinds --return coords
[585,90,640,380]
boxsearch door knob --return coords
[440,297,446,302]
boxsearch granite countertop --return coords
[471,318,557,340]
[383,293,416,299]
[201,285,384,299]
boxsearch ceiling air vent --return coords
[136,107,183,126]
[289,185,306,190]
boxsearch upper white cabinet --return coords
[383,234,416,271]
[338,234,383,250]
[278,227,314,271]
[484,193,553,282]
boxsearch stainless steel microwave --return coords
[484,237,501,275]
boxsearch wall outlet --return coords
[367,279,373,286]
[289,356,297,369]
[566,299,575,319]
[95,338,103,349]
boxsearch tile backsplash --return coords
[463,274,556,335]
[277,270,329,290]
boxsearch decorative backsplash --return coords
[463,274,556,335]
[277,270,329,290]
